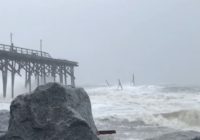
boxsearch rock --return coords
[146,131,200,140]
[1,83,99,140]
[192,138,200,140]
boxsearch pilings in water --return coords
[0,43,78,98]
[132,73,135,86]
[117,79,123,90]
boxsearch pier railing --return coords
[0,44,51,58]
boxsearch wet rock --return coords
[0,83,99,140]
[192,137,200,140]
[147,131,200,140]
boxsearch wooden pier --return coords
[0,43,78,98]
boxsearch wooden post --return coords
[11,61,15,98]
[43,72,46,84]
[70,66,75,87]
[51,65,56,82]
[41,64,46,84]
[40,39,43,57]
[2,60,8,98]
[34,73,39,87]
[36,64,40,86]
[11,72,15,98]
[40,65,43,84]
[64,67,67,86]
[59,67,63,84]
[53,69,56,82]
[28,73,31,93]
[28,62,31,93]
[25,65,28,88]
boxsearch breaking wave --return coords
[86,85,200,132]
[161,110,200,127]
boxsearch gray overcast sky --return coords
[0,0,200,86]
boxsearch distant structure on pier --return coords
[0,40,78,98]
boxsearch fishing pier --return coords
[0,43,78,98]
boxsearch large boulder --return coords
[1,83,99,140]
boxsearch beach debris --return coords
[97,130,116,135]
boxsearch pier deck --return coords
[0,43,78,98]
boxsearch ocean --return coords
[86,85,200,140]
[1,85,200,140]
